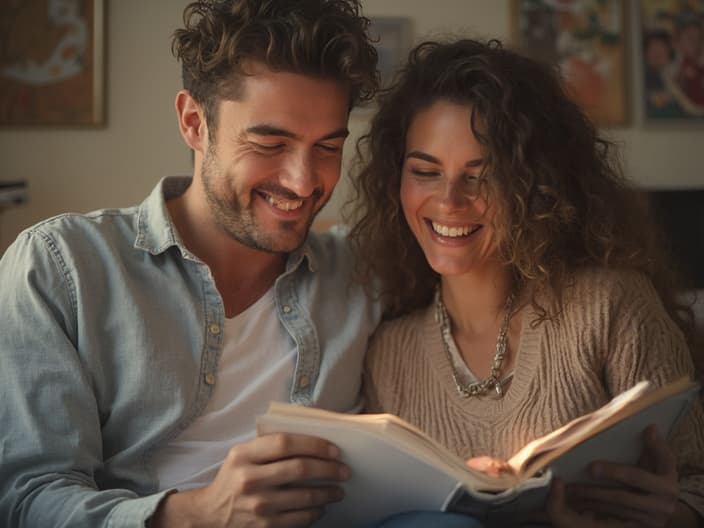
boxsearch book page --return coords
[258,403,518,491]
[507,381,651,472]
[507,377,698,479]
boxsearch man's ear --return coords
[175,90,208,152]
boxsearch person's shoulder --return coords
[304,225,355,270]
[365,305,433,378]
[307,224,350,251]
[566,267,650,295]
[561,267,661,315]
[12,205,140,257]
[370,306,429,348]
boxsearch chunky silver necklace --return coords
[436,288,515,398]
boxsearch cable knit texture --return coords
[363,268,704,517]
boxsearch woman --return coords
[348,38,704,527]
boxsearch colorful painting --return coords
[0,0,104,126]
[511,0,627,126]
[639,0,704,124]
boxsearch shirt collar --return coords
[134,176,194,257]
[287,237,317,273]
[134,175,318,273]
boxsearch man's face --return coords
[199,63,350,254]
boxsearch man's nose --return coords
[280,150,318,197]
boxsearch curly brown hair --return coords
[347,38,693,337]
[171,0,379,135]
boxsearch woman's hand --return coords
[465,456,515,478]
[546,425,692,528]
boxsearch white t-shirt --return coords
[152,287,296,490]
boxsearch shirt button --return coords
[209,323,221,335]
[204,372,216,385]
[299,375,310,388]
[282,305,292,313]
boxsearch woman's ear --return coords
[175,90,207,152]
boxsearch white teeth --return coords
[265,195,304,211]
[431,222,477,238]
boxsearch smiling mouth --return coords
[430,221,482,238]
[259,191,304,212]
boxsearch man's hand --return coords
[151,433,349,528]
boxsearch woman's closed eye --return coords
[410,168,441,177]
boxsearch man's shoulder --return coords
[21,206,140,248]
[1,207,143,275]
[304,227,353,268]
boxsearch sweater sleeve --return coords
[601,271,704,519]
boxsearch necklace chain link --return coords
[436,288,515,398]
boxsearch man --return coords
[0,1,381,526]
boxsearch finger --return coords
[235,456,349,491]
[548,480,639,528]
[642,425,677,476]
[465,456,514,477]
[567,486,677,523]
[547,478,580,525]
[233,433,341,465]
[259,508,325,528]
[571,498,667,528]
[588,461,679,497]
[238,485,344,516]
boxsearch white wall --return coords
[1,0,703,252]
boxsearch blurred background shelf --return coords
[0,181,29,210]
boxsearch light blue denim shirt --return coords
[0,176,383,528]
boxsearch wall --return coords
[1,0,703,253]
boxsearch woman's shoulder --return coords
[562,267,658,305]
[370,305,430,345]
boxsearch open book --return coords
[256,376,701,527]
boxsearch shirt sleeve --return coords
[0,230,170,527]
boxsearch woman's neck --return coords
[440,264,513,338]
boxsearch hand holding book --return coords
[257,377,701,527]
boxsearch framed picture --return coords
[0,0,105,126]
[639,0,704,125]
[511,0,628,126]
[368,17,413,90]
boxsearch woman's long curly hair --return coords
[171,0,379,134]
[347,38,693,342]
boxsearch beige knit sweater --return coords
[363,268,704,517]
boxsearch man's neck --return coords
[166,191,287,318]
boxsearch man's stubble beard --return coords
[200,144,330,254]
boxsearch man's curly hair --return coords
[171,0,379,134]
[347,38,693,341]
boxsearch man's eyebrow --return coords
[246,125,349,141]
[246,125,298,139]
[406,151,484,167]
[320,128,350,141]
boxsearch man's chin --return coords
[246,225,312,254]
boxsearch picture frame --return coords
[368,17,413,91]
[510,0,628,127]
[638,0,704,125]
[0,0,105,126]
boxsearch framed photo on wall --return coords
[510,0,628,126]
[639,0,704,125]
[368,17,413,90]
[0,0,105,126]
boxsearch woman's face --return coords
[400,99,500,277]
